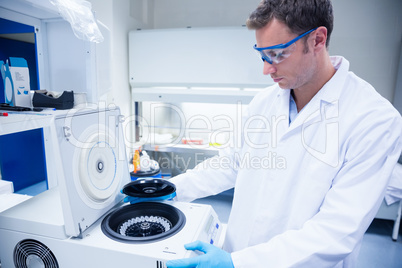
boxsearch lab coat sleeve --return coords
[170,146,240,202]
[231,112,402,267]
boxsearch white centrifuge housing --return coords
[0,107,222,268]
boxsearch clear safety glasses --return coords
[253,27,318,64]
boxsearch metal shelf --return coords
[132,87,259,104]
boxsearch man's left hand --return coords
[166,240,234,268]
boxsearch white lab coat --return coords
[170,56,402,267]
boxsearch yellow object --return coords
[133,150,140,173]
[209,142,222,147]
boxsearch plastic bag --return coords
[50,0,104,43]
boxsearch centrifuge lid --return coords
[122,179,176,198]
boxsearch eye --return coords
[267,51,278,58]
[276,51,285,60]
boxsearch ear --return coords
[313,26,328,52]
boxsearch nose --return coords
[263,61,276,75]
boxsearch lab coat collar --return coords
[279,56,349,138]
[319,56,349,103]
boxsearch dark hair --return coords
[246,0,334,47]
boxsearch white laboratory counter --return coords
[0,106,100,136]
[0,111,56,136]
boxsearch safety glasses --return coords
[253,28,318,64]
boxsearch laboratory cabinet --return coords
[129,27,271,88]
[0,0,110,194]
[128,26,268,152]
[0,112,59,194]
[0,0,110,104]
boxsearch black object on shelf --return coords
[0,103,32,111]
[33,90,74,110]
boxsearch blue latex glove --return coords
[122,191,176,204]
[166,240,234,268]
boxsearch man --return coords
[166,0,402,267]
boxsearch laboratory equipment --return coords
[0,107,222,267]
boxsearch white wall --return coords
[393,46,402,114]
[330,0,402,101]
[153,0,261,29]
